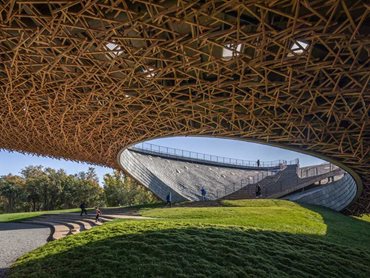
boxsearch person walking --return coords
[80,202,88,216]
[95,207,102,223]
[257,159,260,167]
[256,184,261,198]
[166,192,172,207]
[201,187,207,201]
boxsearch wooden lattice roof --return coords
[0,0,369,214]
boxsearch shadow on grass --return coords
[299,204,370,248]
[9,223,370,278]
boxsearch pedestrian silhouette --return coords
[95,207,102,223]
[166,192,172,207]
[256,184,261,198]
[80,202,88,216]
[201,187,207,201]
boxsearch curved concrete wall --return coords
[119,149,188,202]
[120,148,357,211]
[285,173,357,211]
[119,149,272,201]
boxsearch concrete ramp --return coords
[119,148,281,202]
[284,173,357,211]
[118,144,358,211]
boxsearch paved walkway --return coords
[0,223,49,278]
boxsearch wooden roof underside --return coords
[0,0,369,214]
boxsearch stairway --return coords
[223,165,345,201]
[223,165,297,200]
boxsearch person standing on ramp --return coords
[166,192,172,207]
[201,187,207,201]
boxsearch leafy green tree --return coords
[44,168,66,210]
[0,165,156,213]
[78,177,105,208]
[103,171,126,206]
[58,175,80,209]
[103,171,157,207]
[126,176,158,205]
[0,174,25,212]
[22,166,48,211]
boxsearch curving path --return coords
[0,223,49,278]
[0,210,150,277]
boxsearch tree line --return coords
[0,166,158,213]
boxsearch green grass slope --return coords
[9,200,370,278]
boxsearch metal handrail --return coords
[218,169,282,198]
[297,163,339,178]
[232,163,343,199]
[131,142,293,168]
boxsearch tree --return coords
[0,174,25,212]
[103,171,126,206]
[103,171,157,207]
[74,168,105,208]
[22,166,48,211]
[126,176,158,205]
[44,168,66,210]
[0,165,156,213]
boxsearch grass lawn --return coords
[0,208,81,222]
[9,200,370,278]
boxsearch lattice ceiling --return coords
[0,0,369,214]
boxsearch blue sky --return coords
[0,137,324,183]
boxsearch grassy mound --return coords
[9,200,370,278]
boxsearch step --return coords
[47,217,94,231]
[20,220,70,241]
[49,214,110,224]
[61,213,111,220]
[38,217,80,234]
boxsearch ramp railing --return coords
[298,163,339,178]
[217,170,278,197]
[131,142,288,169]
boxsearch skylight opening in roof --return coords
[222,43,242,59]
[105,41,123,58]
[288,40,309,57]
[143,67,155,78]
[124,91,137,98]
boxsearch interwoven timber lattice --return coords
[0,1,369,214]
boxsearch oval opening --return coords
[119,136,358,212]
